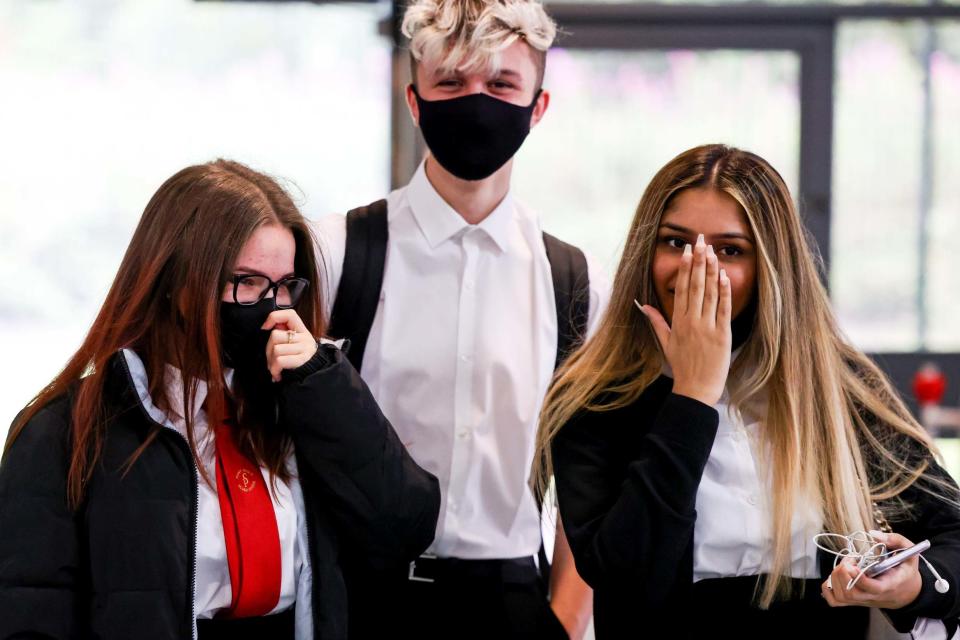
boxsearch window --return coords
[0,0,391,438]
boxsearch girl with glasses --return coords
[0,159,440,640]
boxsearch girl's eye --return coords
[662,236,686,250]
[490,81,514,90]
[718,246,743,257]
[437,79,461,87]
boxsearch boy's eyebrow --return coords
[429,68,464,80]
[430,68,525,82]
[659,222,754,243]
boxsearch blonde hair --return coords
[534,144,956,607]
[401,0,557,86]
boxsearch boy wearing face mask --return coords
[315,1,608,638]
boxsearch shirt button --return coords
[746,494,758,506]
[464,280,474,290]
[457,430,470,439]
[449,499,459,512]
[460,354,472,362]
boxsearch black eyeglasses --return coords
[228,274,310,308]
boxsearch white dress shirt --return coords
[315,161,609,559]
[687,371,947,639]
[122,349,313,638]
[692,386,823,581]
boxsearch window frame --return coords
[383,2,960,415]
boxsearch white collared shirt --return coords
[692,389,823,581]
[315,162,609,559]
[121,349,311,628]
[670,362,947,637]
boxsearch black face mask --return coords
[412,85,540,181]
[219,297,277,374]
[731,296,757,351]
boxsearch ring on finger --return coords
[286,330,296,344]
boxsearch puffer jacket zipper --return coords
[118,354,200,640]
[295,452,322,636]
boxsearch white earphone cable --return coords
[812,531,949,593]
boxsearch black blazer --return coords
[0,344,441,639]
[552,374,960,639]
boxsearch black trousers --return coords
[691,576,869,638]
[347,556,569,640]
[196,607,295,640]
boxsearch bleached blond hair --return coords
[401,0,557,87]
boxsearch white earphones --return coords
[813,531,949,593]
[926,556,951,594]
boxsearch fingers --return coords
[266,328,311,348]
[265,323,318,381]
[271,343,304,357]
[266,330,316,365]
[827,560,885,605]
[849,572,885,596]
[717,268,732,328]
[702,244,720,325]
[688,234,707,317]
[268,354,309,382]
[821,539,924,610]
[262,309,309,334]
[822,579,846,607]
[673,242,693,317]
[638,303,671,352]
[876,531,914,551]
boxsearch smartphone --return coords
[864,539,931,578]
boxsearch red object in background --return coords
[914,363,947,405]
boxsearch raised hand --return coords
[262,309,318,383]
[638,233,732,406]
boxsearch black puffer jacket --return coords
[0,344,441,639]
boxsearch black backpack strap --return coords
[542,231,590,370]
[538,232,591,589]
[327,199,389,372]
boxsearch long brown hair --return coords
[535,144,954,606]
[5,159,325,507]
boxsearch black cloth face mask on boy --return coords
[412,85,541,181]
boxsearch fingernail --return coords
[707,244,715,258]
[633,299,646,314]
[696,233,704,246]
[683,243,692,257]
[869,529,885,538]
[720,268,728,281]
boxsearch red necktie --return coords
[214,420,282,618]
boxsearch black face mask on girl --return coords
[412,85,541,181]
[219,297,277,374]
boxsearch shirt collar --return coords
[121,348,233,430]
[406,160,514,253]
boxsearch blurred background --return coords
[1,0,958,469]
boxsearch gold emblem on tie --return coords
[236,469,257,493]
